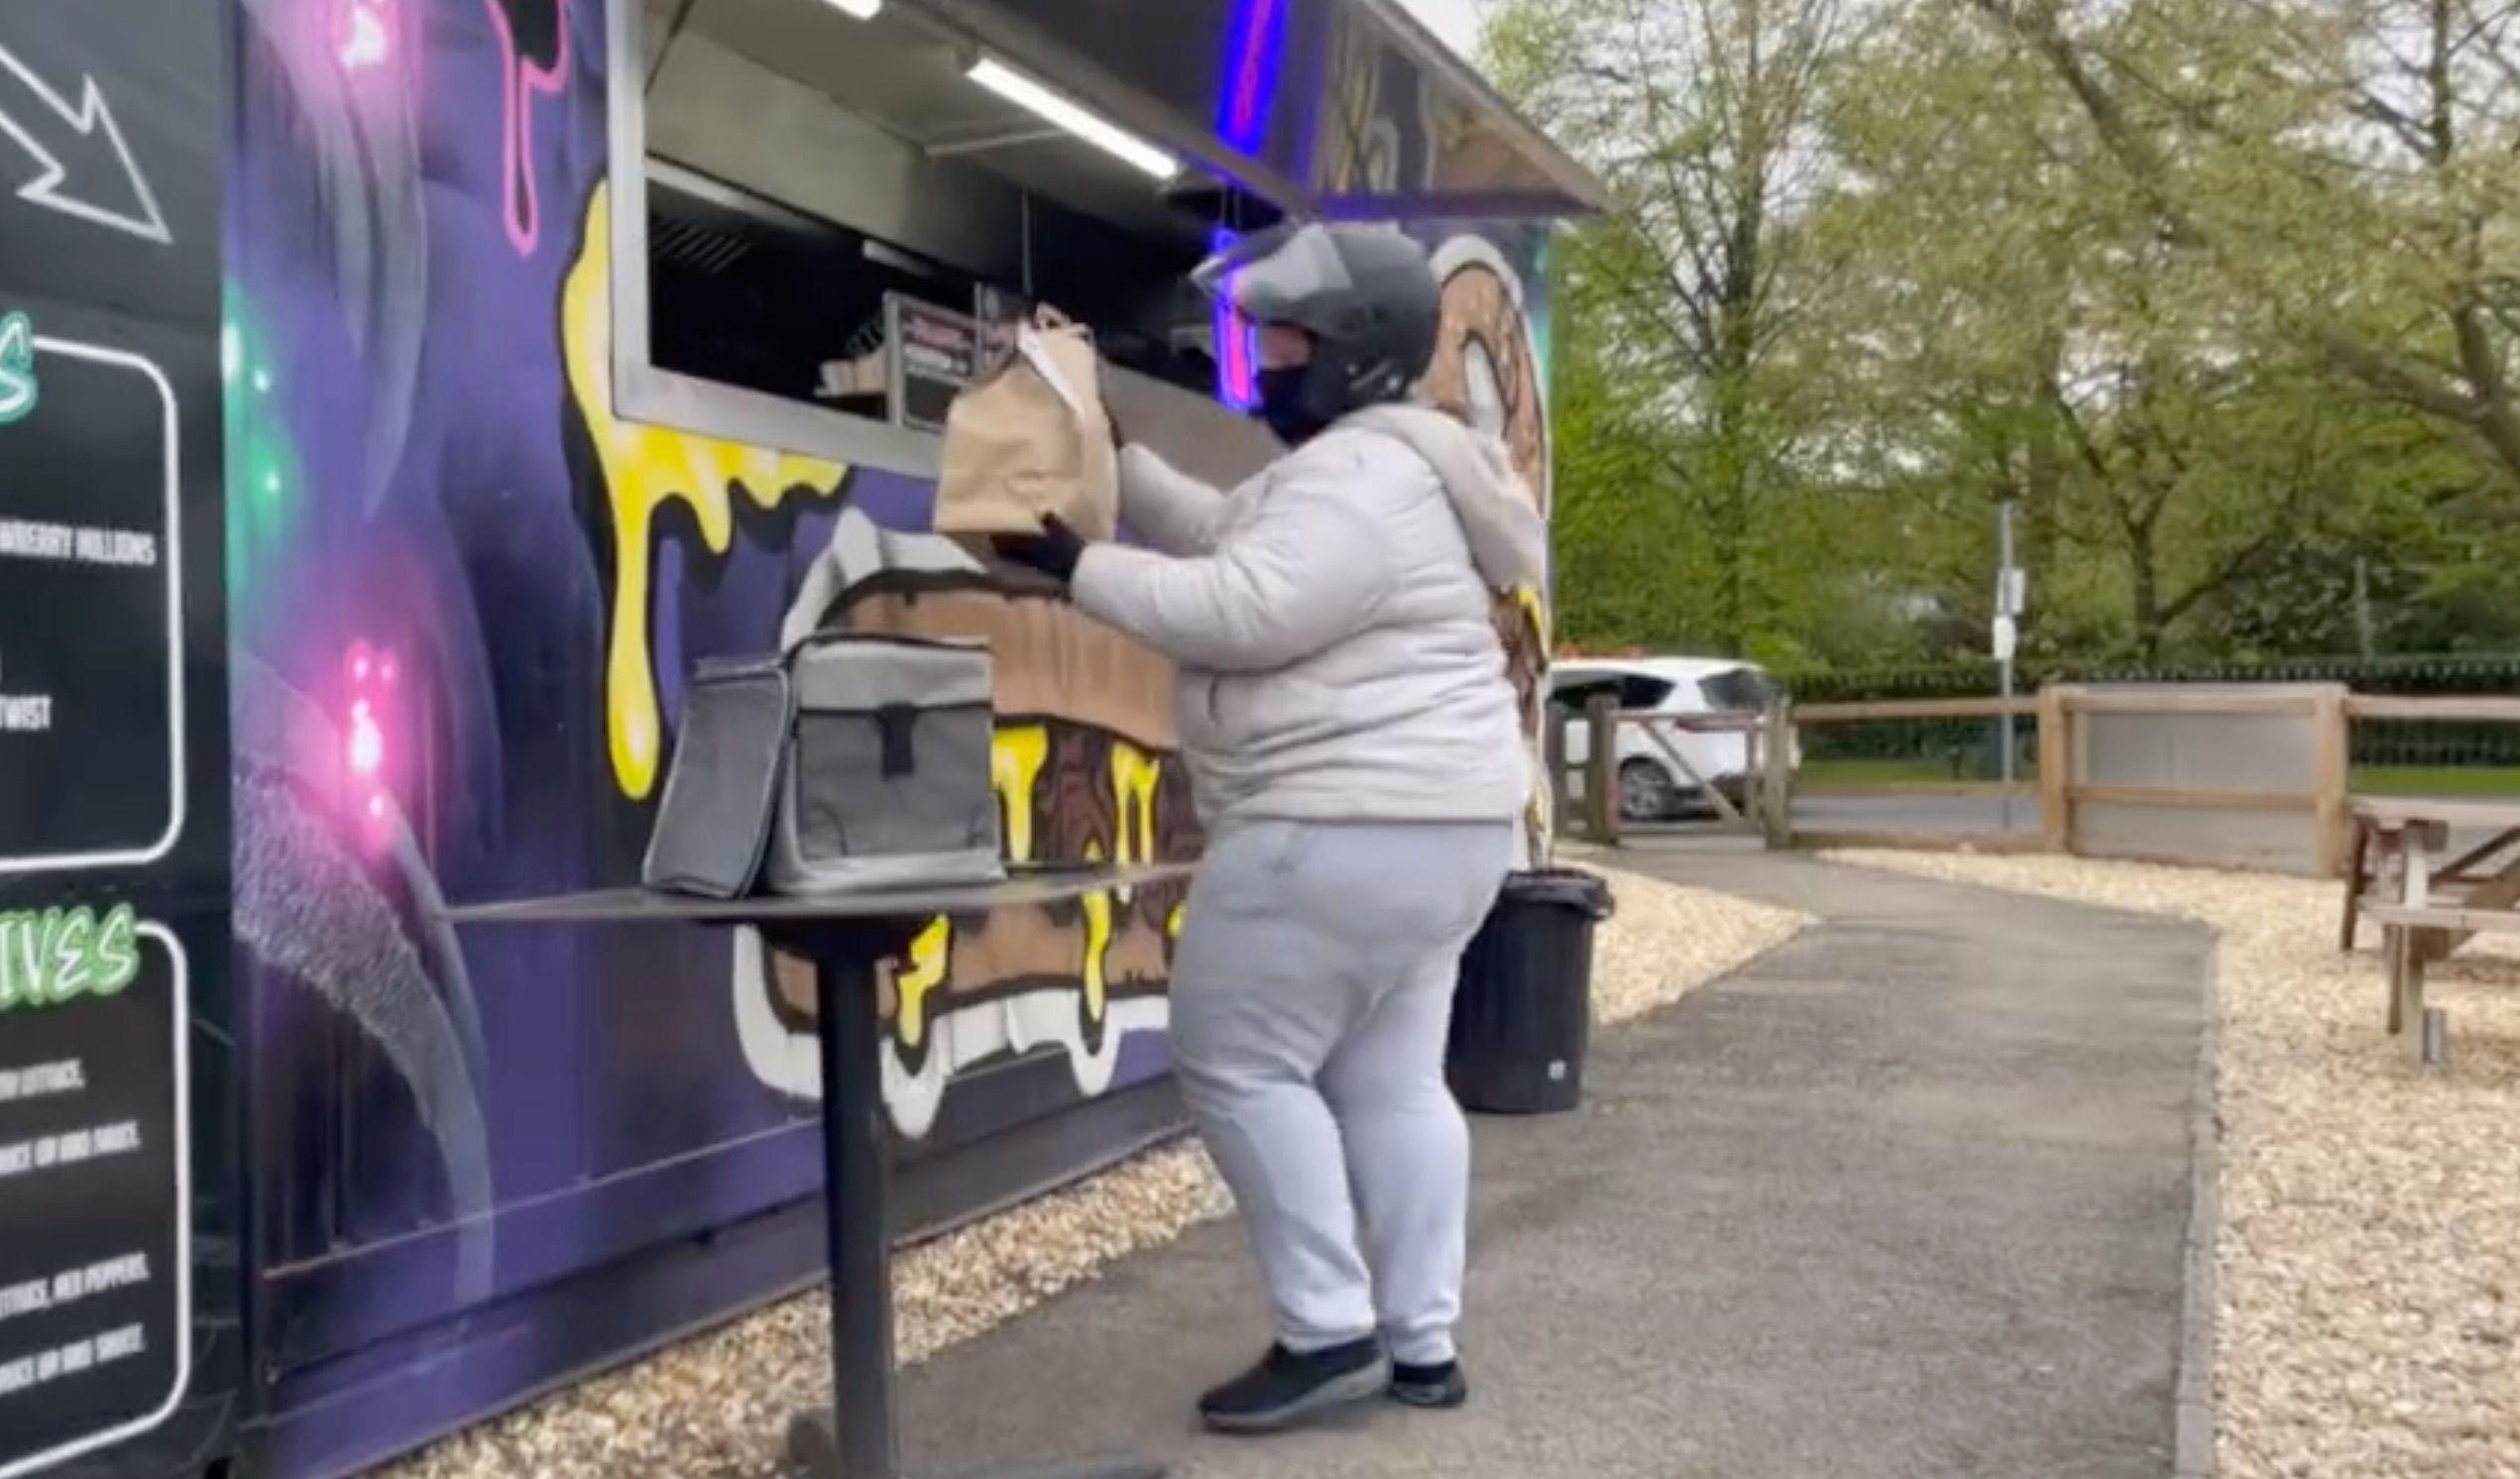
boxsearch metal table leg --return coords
[784,935,1165,1479]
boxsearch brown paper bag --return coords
[932,313,1119,541]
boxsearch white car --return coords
[1550,657,1795,821]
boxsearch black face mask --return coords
[1256,365,1327,446]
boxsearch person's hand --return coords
[991,514,1088,584]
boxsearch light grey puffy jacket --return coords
[1072,403,1546,828]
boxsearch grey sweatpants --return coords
[1171,819,1515,1366]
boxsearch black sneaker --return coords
[1389,1358,1469,1410]
[1198,1338,1389,1433]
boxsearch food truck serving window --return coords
[644,167,986,429]
[609,0,1243,478]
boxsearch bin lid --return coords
[1501,868,1615,918]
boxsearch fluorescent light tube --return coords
[966,57,1176,179]
[825,0,881,18]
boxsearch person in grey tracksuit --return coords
[994,222,1546,1432]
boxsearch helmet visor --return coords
[1191,222,1354,326]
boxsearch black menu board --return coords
[890,295,982,434]
[0,2,237,1476]
[0,341,181,865]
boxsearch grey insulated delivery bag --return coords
[641,633,1004,897]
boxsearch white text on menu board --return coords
[0,311,160,738]
[0,900,163,1407]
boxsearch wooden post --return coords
[1544,703,1572,847]
[1584,693,1621,845]
[1760,696,1794,849]
[2036,685,2073,853]
[2339,814,2371,953]
[1747,703,1767,844]
[2311,687,2350,877]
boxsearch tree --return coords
[1965,0,2520,494]
[1807,15,2083,651]
[1543,269,1712,650]
[1816,8,2352,661]
[1491,0,1853,654]
[1496,0,2520,668]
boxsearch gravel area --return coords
[388,1145,1234,1479]
[383,862,1802,1479]
[1835,850,2520,1479]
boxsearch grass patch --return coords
[1802,759,2520,797]
[1799,757,2033,790]
[2351,765,2520,797]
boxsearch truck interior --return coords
[636,0,1286,427]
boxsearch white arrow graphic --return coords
[0,42,172,245]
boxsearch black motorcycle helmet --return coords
[1196,221,1441,443]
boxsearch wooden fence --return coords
[1784,695,2048,853]
[1554,686,2520,875]
[1548,694,1792,847]
[2058,689,2519,873]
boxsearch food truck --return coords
[0,0,1602,1473]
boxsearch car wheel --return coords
[1619,758,1676,822]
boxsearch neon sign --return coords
[1217,0,1285,158]
[1209,228,1257,410]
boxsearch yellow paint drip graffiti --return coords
[561,183,851,799]
[990,724,1051,864]
[1079,842,1110,1027]
[1108,739,1162,896]
[894,916,951,1052]
[1076,740,1166,1022]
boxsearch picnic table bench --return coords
[2340,796,2520,1064]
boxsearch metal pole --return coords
[787,926,1170,1479]
[1997,500,2018,834]
[814,942,900,1479]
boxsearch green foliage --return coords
[1494,0,2520,670]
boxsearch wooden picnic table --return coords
[2340,796,2520,1063]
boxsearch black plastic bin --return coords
[1446,868,1616,1115]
